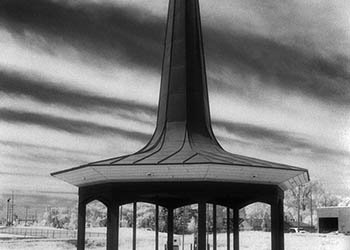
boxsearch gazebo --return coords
[52,1,309,250]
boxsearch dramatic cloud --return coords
[2,107,346,165]
[205,30,350,105]
[0,171,47,177]
[0,0,165,70]
[1,0,349,106]
[1,0,349,198]
[0,140,101,157]
[0,70,156,117]
[0,108,150,142]
[215,120,350,160]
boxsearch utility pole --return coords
[120,205,123,227]
[6,198,11,226]
[25,206,29,226]
[310,189,313,229]
[11,191,15,225]
[297,186,300,230]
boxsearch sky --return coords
[0,0,350,207]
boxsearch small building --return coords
[317,207,350,234]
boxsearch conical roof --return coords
[52,0,309,190]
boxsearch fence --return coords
[0,227,106,239]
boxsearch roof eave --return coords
[51,163,309,190]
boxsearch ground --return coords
[0,228,349,250]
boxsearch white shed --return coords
[317,207,350,234]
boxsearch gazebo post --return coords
[271,192,284,250]
[167,208,174,250]
[226,208,230,250]
[133,202,137,250]
[107,201,119,250]
[156,205,159,250]
[77,197,86,250]
[233,207,239,250]
[198,202,206,250]
[213,204,217,250]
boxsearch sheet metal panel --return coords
[54,163,306,189]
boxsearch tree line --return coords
[40,180,350,230]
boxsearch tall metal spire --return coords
[52,0,309,191]
[158,0,210,128]
[141,0,219,155]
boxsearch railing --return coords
[0,227,106,239]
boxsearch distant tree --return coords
[68,208,78,229]
[174,206,194,234]
[158,205,197,233]
[41,208,51,226]
[137,204,156,229]
[54,208,71,228]
[187,217,196,233]
[245,203,270,220]
[86,200,107,227]
[284,180,341,226]
[338,197,350,207]
[243,203,270,231]
[159,207,168,232]
[42,207,72,228]
[120,204,133,227]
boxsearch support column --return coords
[133,202,137,250]
[233,208,239,250]
[226,208,230,250]
[271,195,284,250]
[156,205,159,250]
[167,208,174,250]
[77,199,86,250]
[198,202,206,250]
[213,205,217,250]
[107,202,119,250]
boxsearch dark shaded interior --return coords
[77,181,284,250]
[319,218,338,233]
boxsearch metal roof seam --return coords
[157,130,188,164]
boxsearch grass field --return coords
[0,228,349,250]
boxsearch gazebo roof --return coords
[51,0,309,191]
[52,142,309,190]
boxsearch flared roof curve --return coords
[52,0,309,190]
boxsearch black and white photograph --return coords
[0,0,349,249]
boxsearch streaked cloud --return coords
[0,70,156,117]
[0,0,349,200]
[0,108,150,141]
[0,0,164,70]
[1,107,347,166]
[205,30,350,106]
[215,120,350,160]
[0,140,101,157]
[1,0,349,106]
